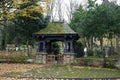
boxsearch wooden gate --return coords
[46,54,63,64]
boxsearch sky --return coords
[40,0,120,22]
[63,0,120,22]
[67,0,120,5]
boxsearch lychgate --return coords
[33,21,79,64]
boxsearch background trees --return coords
[9,0,49,45]
[0,0,49,51]
[0,0,15,49]
[0,0,14,25]
[70,0,120,55]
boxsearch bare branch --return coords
[64,0,79,22]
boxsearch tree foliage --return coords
[0,0,15,49]
[70,0,120,49]
[0,0,49,50]
[6,0,49,46]
[0,0,15,25]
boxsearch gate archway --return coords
[33,21,79,64]
[46,40,64,64]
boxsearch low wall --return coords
[63,54,74,64]
[35,52,46,64]
[74,58,118,68]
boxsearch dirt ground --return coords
[0,63,120,80]
[0,63,44,80]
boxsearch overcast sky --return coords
[62,0,120,22]
[65,0,120,5]
[43,0,120,22]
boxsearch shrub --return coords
[74,40,84,58]
[46,42,60,54]
[102,58,118,68]
[75,57,103,67]
[109,51,120,58]
[75,57,118,68]
[87,49,94,56]
[0,52,32,63]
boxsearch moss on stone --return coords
[34,22,76,35]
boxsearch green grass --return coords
[4,65,120,78]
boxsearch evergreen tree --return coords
[70,0,120,52]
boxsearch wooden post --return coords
[43,41,46,52]
[64,41,67,53]
[70,41,73,53]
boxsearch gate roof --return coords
[33,21,77,35]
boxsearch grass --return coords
[0,51,35,63]
[4,65,120,78]
[0,51,119,78]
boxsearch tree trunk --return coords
[100,38,103,51]
[1,25,7,50]
[110,38,114,54]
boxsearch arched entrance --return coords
[33,21,79,64]
[46,41,63,54]
[46,40,64,64]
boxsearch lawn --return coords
[0,52,120,79]
[1,64,120,79]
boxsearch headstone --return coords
[105,47,109,58]
[84,47,87,57]
[116,59,120,68]
[25,47,29,56]
[6,44,15,54]
[16,47,19,51]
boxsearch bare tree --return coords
[56,0,63,21]
[64,0,79,22]
[46,0,55,20]
[45,0,64,21]
[45,0,80,22]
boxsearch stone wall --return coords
[35,53,46,64]
[115,59,120,68]
[63,54,74,64]
[74,58,118,68]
